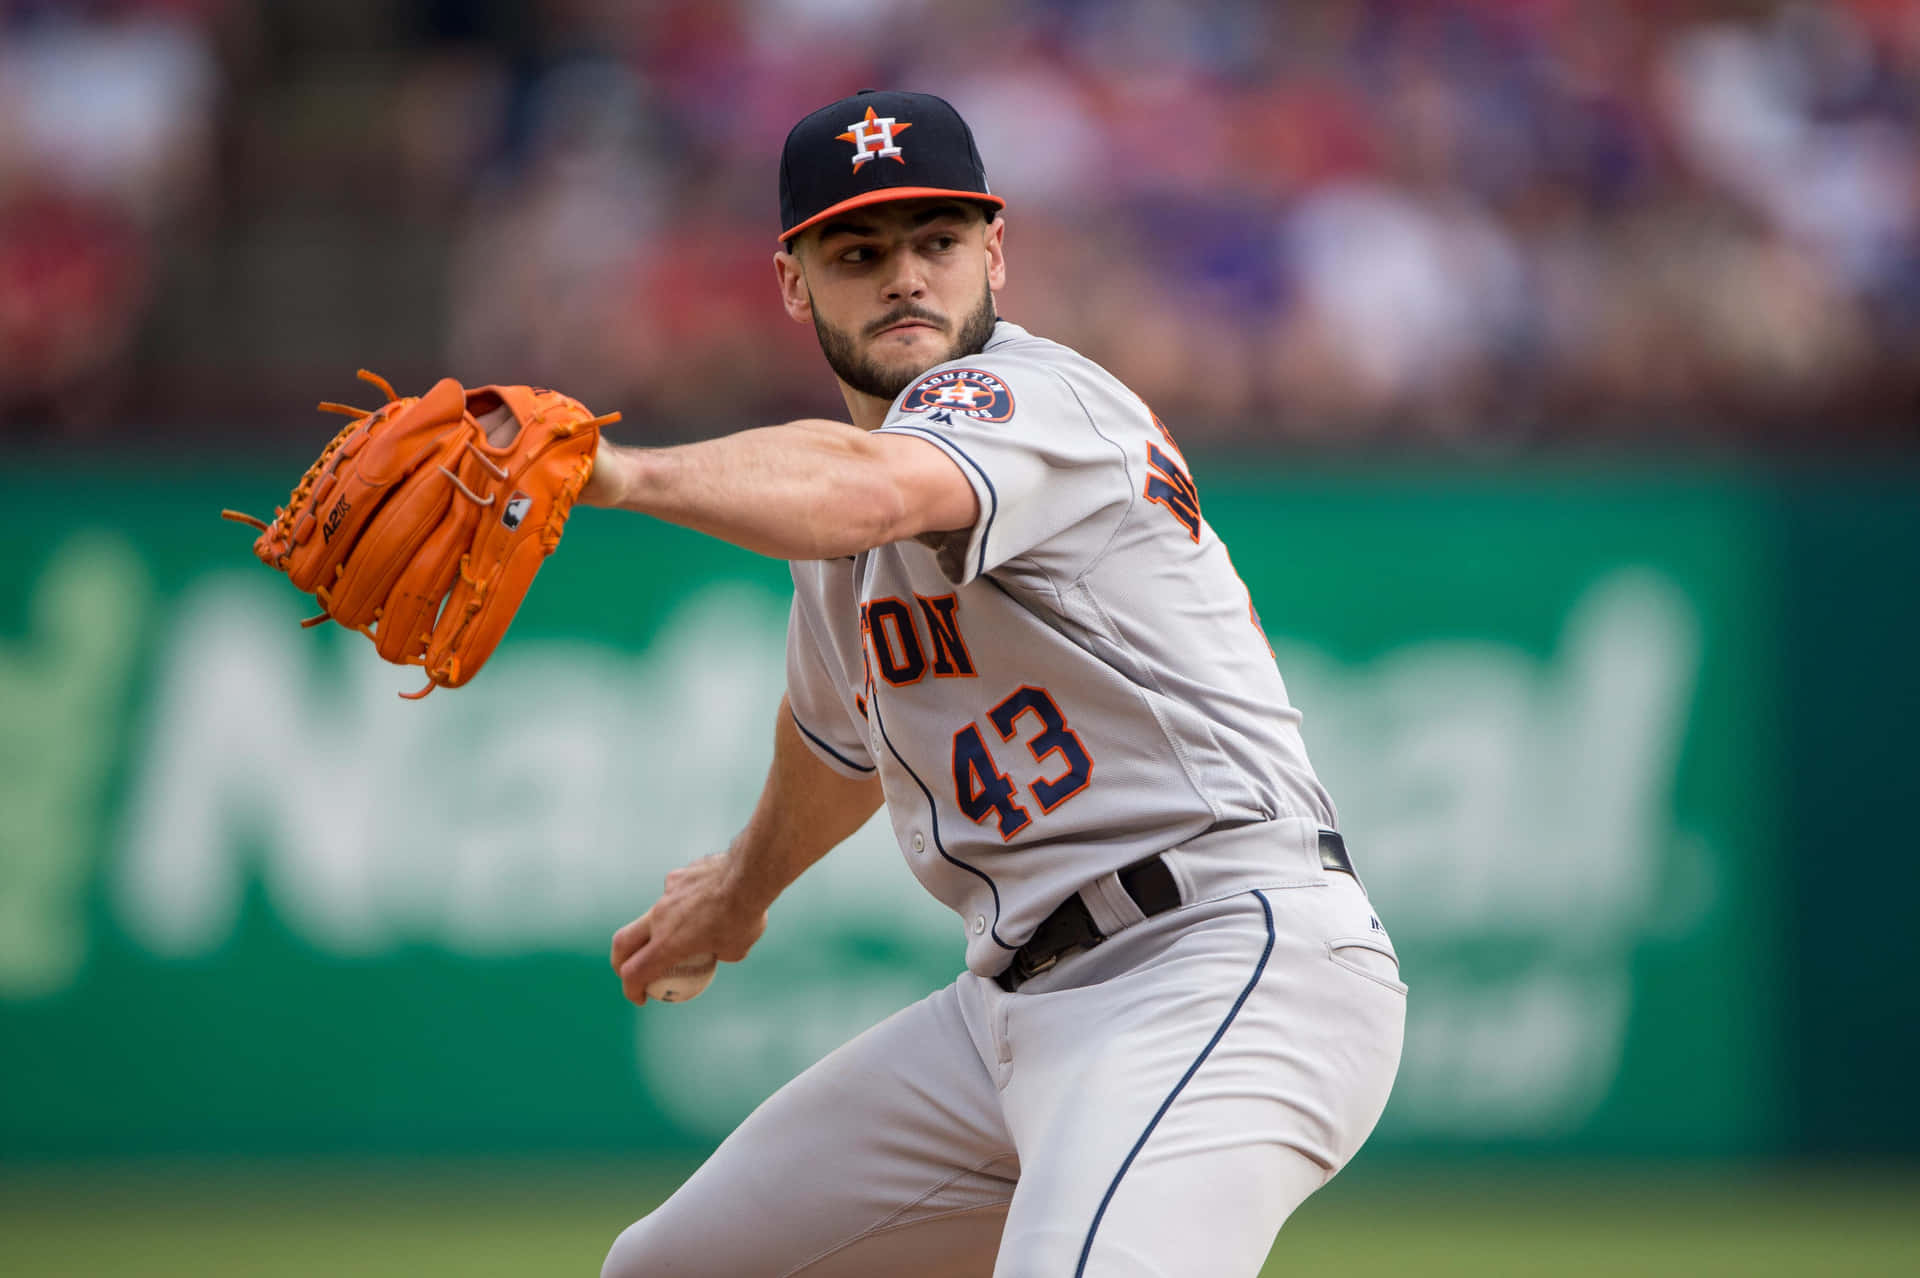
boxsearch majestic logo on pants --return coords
[900,369,1014,422]
[837,107,911,171]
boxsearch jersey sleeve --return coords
[875,359,1130,585]
[784,592,876,780]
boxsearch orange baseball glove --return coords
[223,371,619,698]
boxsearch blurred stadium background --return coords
[3,1,1917,1274]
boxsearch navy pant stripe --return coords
[1073,889,1277,1277]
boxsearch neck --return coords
[837,382,894,433]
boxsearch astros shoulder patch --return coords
[900,368,1015,423]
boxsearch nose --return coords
[881,250,928,303]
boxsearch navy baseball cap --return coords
[779,89,1005,243]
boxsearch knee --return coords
[601,1213,670,1278]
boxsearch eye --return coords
[840,245,875,264]
[928,234,958,252]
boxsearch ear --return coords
[774,248,813,325]
[984,217,1007,294]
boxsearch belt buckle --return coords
[1019,951,1061,981]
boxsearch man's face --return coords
[777,200,1007,402]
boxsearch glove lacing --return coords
[224,372,618,701]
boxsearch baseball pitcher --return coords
[227,91,1404,1272]
[576,90,1408,1277]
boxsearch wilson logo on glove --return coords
[221,370,619,700]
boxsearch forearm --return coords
[723,696,884,912]
[589,420,910,560]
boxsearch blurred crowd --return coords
[1,0,1916,450]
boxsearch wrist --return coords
[719,842,782,914]
[584,440,639,509]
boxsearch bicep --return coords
[870,431,980,540]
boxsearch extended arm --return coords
[582,420,978,561]
[611,694,884,1004]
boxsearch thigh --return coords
[603,982,1019,1278]
[990,883,1406,1277]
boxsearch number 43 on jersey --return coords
[859,597,1097,841]
[953,686,1093,841]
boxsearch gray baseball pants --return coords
[603,868,1404,1277]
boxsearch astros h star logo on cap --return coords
[837,107,912,171]
[779,90,1004,243]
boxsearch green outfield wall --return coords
[2,460,1914,1160]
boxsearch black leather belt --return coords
[995,829,1356,992]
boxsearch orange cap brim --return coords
[781,187,1007,243]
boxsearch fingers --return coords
[619,939,675,1006]
[610,913,651,971]
[611,912,684,1004]
[615,923,733,1005]
[475,403,517,447]
[609,857,760,1005]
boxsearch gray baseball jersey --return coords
[786,319,1336,974]
[606,320,1405,1278]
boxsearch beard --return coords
[812,283,998,402]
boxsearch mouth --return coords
[874,319,942,339]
